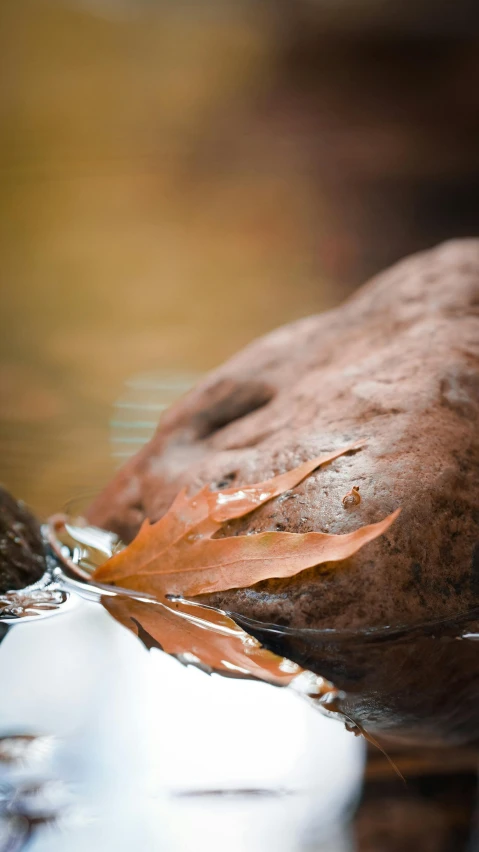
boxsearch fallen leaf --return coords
[53,439,401,691]
[86,441,401,690]
[93,443,400,598]
[110,510,400,598]
[94,441,365,586]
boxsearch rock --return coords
[87,239,479,629]
[0,488,46,593]
[87,240,479,744]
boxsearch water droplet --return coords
[279,658,300,674]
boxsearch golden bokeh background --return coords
[1,0,479,516]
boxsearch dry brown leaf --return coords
[94,441,364,586]
[90,441,400,689]
[94,441,400,597]
[110,510,400,598]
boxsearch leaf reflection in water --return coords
[0,575,365,852]
[47,519,339,697]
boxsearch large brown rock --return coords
[87,240,479,744]
[88,240,479,629]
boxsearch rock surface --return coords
[87,239,479,634]
[0,488,46,593]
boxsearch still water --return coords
[1,524,479,851]
[0,575,364,852]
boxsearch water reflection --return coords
[234,608,479,748]
[2,530,478,850]
[0,589,364,852]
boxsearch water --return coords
[0,580,364,852]
[1,533,478,851]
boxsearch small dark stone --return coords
[0,487,46,594]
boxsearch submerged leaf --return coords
[103,594,304,686]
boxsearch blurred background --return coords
[1,0,479,517]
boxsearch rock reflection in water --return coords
[233,610,479,749]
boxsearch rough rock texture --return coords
[87,240,479,744]
[0,487,46,593]
[88,239,479,632]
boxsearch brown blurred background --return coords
[1,0,479,517]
